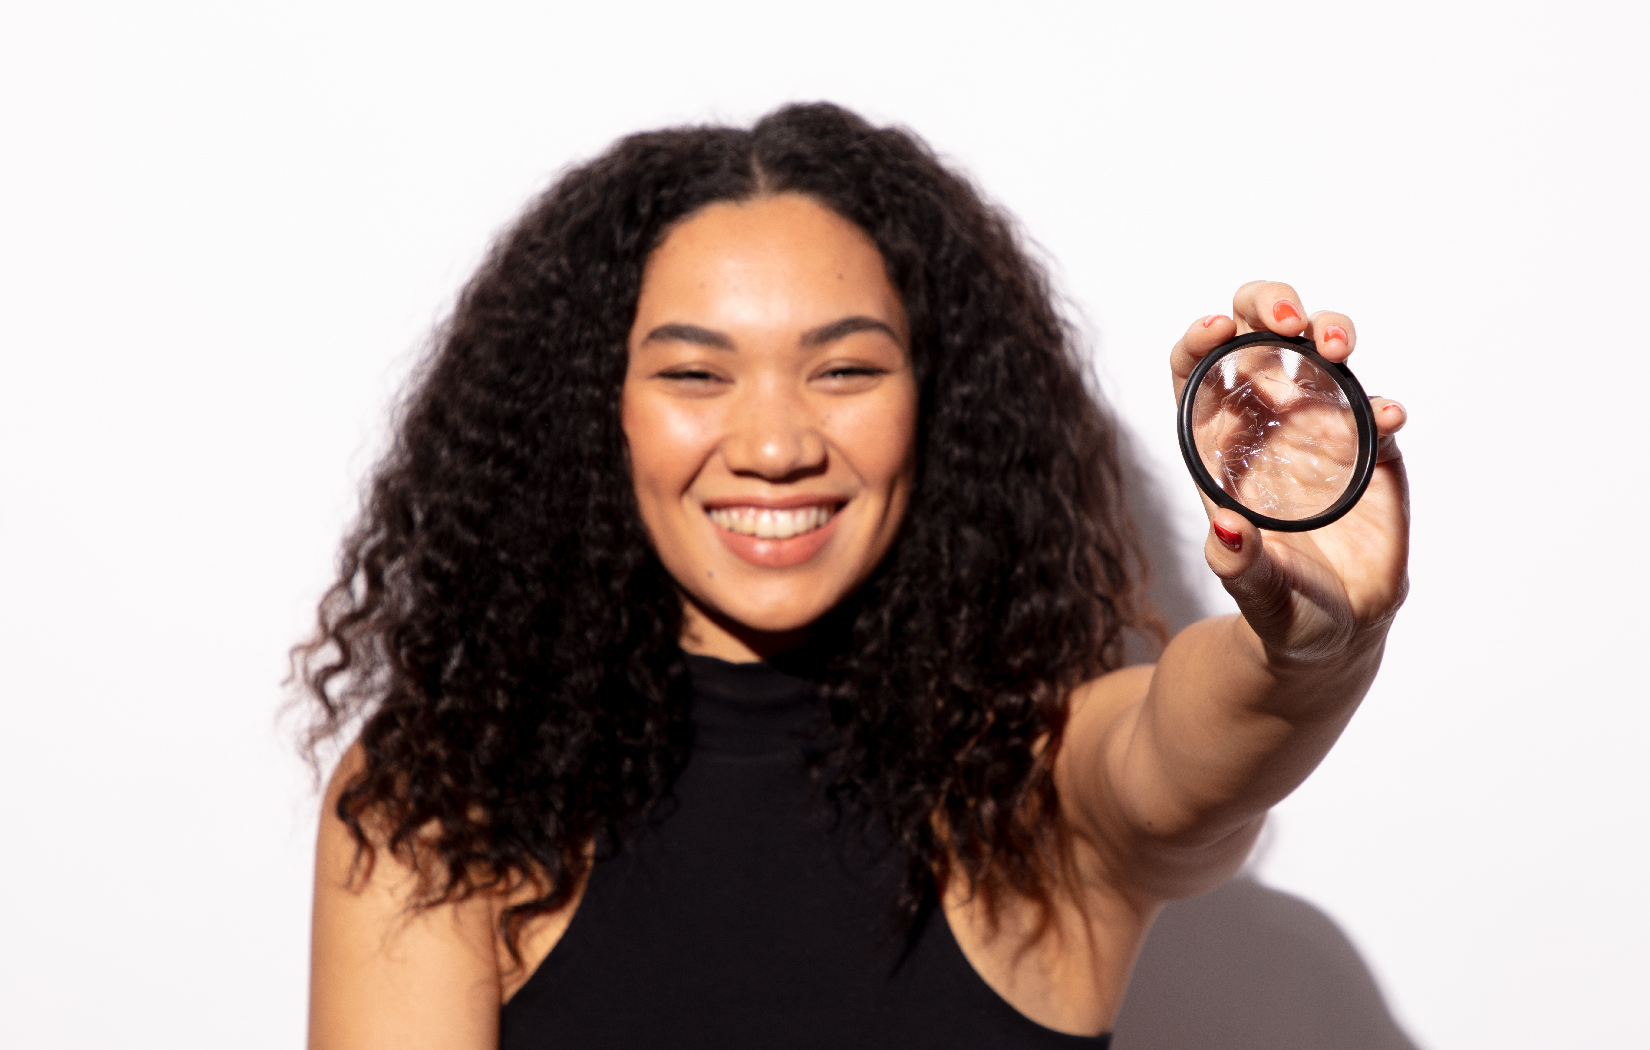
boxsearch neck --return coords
[679,598,812,664]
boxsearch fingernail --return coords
[1201,314,1227,328]
[1324,324,1348,344]
[1213,522,1243,551]
[1272,299,1301,323]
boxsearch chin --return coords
[712,594,836,636]
[691,572,846,638]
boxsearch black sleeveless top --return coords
[500,655,1112,1048]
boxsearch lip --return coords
[701,493,848,511]
[703,497,846,569]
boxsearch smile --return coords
[706,504,839,540]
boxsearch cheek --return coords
[622,387,716,503]
[836,386,919,493]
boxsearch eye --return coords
[657,367,725,384]
[821,366,885,379]
[814,363,889,390]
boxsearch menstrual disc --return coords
[1177,332,1377,532]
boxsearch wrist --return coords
[1232,599,1391,666]
[1231,615,1387,715]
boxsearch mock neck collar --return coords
[684,654,825,757]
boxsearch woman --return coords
[298,103,1409,1048]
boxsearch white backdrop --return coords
[2,2,1644,1047]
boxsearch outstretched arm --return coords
[1058,280,1410,900]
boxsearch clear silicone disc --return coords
[1190,345,1359,522]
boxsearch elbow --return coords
[1125,813,1267,901]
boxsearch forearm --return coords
[1116,612,1386,847]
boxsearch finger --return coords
[1369,397,1406,464]
[1370,397,1405,435]
[1202,508,1282,612]
[1169,312,1237,400]
[1232,280,1308,338]
[1306,310,1356,364]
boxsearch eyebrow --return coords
[639,315,901,352]
[799,316,901,349]
[640,323,734,350]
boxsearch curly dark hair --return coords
[294,101,1157,957]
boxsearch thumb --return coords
[1203,509,1283,616]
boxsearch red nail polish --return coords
[1202,314,1226,328]
[1272,300,1300,323]
[1324,324,1348,343]
[1213,522,1242,551]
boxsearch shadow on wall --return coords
[1113,877,1421,1050]
[1114,429,1208,657]
[1111,429,1421,1050]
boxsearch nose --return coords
[721,378,827,481]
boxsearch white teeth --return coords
[707,504,837,540]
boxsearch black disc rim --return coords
[1176,331,1378,533]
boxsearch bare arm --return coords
[309,745,502,1050]
[1059,280,1410,901]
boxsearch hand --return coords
[1169,281,1409,663]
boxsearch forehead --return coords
[635,194,907,340]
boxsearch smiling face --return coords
[621,193,919,662]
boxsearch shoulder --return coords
[1053,665,1260,903]
[1067,664,1156,727]
[1051,663,1154,871]
[308,743,502,1050]
[1060,663,1157,789]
